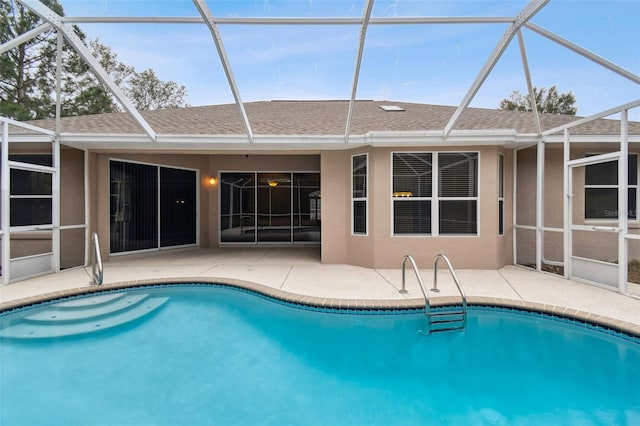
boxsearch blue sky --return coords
[59,0,640,119]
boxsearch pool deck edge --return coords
[2,276,639,339]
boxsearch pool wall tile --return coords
[1,279,639,341]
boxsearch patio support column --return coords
[1,121,9,285]
[83,149,90,268]
[52,136,60,272]
[619,109,629,293]
[563,128,571,279]
[536,138,544,272]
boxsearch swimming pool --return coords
[1,284,639,425]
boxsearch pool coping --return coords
[1,276,639,339]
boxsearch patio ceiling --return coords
[4,0,640,146]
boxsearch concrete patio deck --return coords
[1,247,639,335]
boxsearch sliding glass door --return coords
[220,173,255,243]
[257,173,291,242]
[220,172,320,244]
[160,167,197,247]
[110,160,197,254]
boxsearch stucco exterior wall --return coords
[85,147,517,269]
[60,147,86,268]
[515,144,640,266]
[91,152,320,260]
[93,153,210,260]
[320,146,514,270]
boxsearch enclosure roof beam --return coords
[60,16,515,25]
[0,22,52,54]
[15,0,157,142]
[443,0,550,138]
[345,0,374,143]
[192,0,254,143]
[525,22,640,85]
[517,31,542,136]
[542,99,640,137]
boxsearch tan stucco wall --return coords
[71,144,521,269]
[515,144,640,266]
[60,148,86,268]
[93,153,210,260]
[91,153,320,260]
[320,146,514,270]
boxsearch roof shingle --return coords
[11,100,639,136]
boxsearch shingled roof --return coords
[12,100,640,138]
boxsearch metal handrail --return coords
[90,232,103,285]
[433,253,467,317]
[400,255,431,320]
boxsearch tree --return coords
[126,68,189,111]
[0,0,63,120]
[499,86,577,115]
[1,1,189,120]
[59,38,134,116]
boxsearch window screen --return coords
[585,154,637,219]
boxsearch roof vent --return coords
[379,105,405,112]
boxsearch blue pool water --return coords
[1,285,639,425]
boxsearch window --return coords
[352,154,368,234]
[438,153,478,234]
[392,152,478,236]
[393,153,432,234]
[8,155,54,227]
[498,153,505,235]
[585,154,637,219]
[10,168,53,226]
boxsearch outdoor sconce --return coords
[209,177,217,186]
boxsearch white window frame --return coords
[391,151,480,237]
[351,153,368,236]
[437,152,480,236]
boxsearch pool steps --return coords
[0,292,168,339]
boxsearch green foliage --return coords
[499,86,577,115]
[126,69,188,111]
[1,1,189,120]
[0,0,63,120]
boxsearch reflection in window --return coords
[220,173,256,243]
[220,172,320,243]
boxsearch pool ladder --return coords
[90,232,104,285]
[400,254,467,334]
